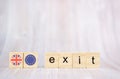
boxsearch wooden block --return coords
[9,52,24,68]
[45,53,59,68]
[59,53,72,68]
[24,52,38,68]
[73,53,86,68]
[86,53,100,68]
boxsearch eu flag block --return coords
[24,52,38,68]
[9,52,23,68]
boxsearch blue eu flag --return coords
[25,54,36,65]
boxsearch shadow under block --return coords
[59,53,72,68]
[24,52,38,68]
[73,53,86,68]
[9,52,24,68]
[45,53,59,68]
[86,53,100,68]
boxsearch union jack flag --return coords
[10,54,22,66]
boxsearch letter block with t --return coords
[86,53,100,68]
[45,53,59,68]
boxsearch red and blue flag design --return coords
[10,54,22,66]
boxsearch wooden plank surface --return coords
[0,0,120,79]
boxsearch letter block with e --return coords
[45,53,59,68]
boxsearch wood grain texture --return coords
[0,0,120,78]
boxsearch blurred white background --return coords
[0,0,120,79]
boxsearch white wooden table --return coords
[0,0,120,79]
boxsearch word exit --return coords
[45,53,100,68]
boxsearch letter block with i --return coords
[86,53,100,68]
[73,53,86,68]
[45,53,59,68]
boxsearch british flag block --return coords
[9,52,23,68]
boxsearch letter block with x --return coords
[59,53,72,68]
